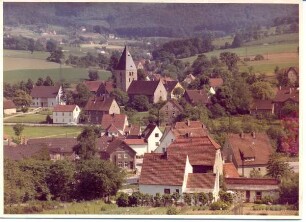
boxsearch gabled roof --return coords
[115,46,136,70]
[167,136,219,166]
[223,163,240,178]
[186,173,216,189]
[125,124,141,137]
[127,80,161,96]
[139,153,187,186]
[142,123,158,140]
[225,178,279,186]
[174,120,206,130]
[227,133,273,167]
[30,85,61,98]
[124,138,147,145]
[4,144,49,161]
[84,96,115,112]
[98,81,114,95]
[106,138,136,155]
[101,114,127,134]
[160,100,184,113]
[4,100,16,109]
[83,80,104,93]
[164,81,180,92]
[53,105,78,112]
[184,89,211,105]
[27,138,79,153]
[250,99,273,110]
[273,87,299,103]
[209,78,224,88]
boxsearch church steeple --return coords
[113,46,137,92]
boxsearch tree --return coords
[128,192,143,207]
[46,39,57,52]
[279,173,298,206]
[266,153,293,179]
[231,33,242,48]
[46,115,53,124]
[183,193,192,206]
[25,78,34,93]
[172,87,185,99]
[129,95,150,111]
[116,193,129,207]
[250,169,262,178]
[88,70,99,81]
[36,77,44,86]
[110,89,129,106]
[43,76,54,86]
[220,52,240,71]
[47,47,64,64]
[251,81,275,100]
[74,83,91,107]
[198,192,208,206]
[13,90,32,107]
[46,161,75,201]
[154,193,162,207]
[73,126,101,160]
[254,54,264,61]
[137,69,146,80]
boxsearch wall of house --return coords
[53,108,80,124]
[153,81,167,103]
[147,126,163,153]
[4,108,16,115]
[160,103,181,125]
[237,166,268,178]
[155,131,175,153]
[129,144,149,157]
[109,100,121,114]
[114,69,137,92]
[182,156,193,191]
[214,149,223,175]
[230,189,279,203]
[110,149,136,170]
[139,184,183,196]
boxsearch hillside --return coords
[3,3,298,37]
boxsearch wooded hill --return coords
[4,3,298,37]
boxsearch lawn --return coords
[4,114,48,124]
[4,68,112,84]
[4,126,82,139]
[4,49,50,60]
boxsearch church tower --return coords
[113,46,137,92]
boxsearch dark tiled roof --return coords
[115,46,136,70]
[84,96,115,112]
[160,100,184,113]
[250,99,273,110]
[127,80,161,96]
[209,78,224,88]
[186,173,216,189]
[174,120,206,129]
[97,81,114,95]
[101,114,127,133]
[30,85,61,98]
[83,80,104,93]
[223,163,240,178]
[273,88,299,103]
[106,138,136,155]
[142,123,158,140]
[3,100,16,109]
[53,105,77,112]
[4,144,49,161]
[225,178,279,185]
[27,138,78,153]
[167,136,219,166]
[184,89,211,105]
[164,81,179,92]
[139,153,187,186]
[227,133,273,167]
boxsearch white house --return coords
[3,99,17,115]
[141,123,163,153]
[52,105,80,124]
[124,138,148,157]
[31,85,64,107]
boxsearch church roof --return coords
[115,46,136,70]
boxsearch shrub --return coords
[116,193,129,207]
[21,106,29,113]
[166,206,178,215]
[261,195,275,204]
[209,201,229,210]
[254,54,264,61]
[244,57,251,61]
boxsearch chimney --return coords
[252,131,256,139]
[240,132,244,139]
[289,88,292,94]
[187,120,190,127]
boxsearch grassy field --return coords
[4,49,50,60]
[4,68,112,84]
[4,114,48,124]
[4,126,82,139]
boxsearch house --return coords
[83,80,105,95]
[250,99,274,116]
[96,81,114,97]
[127,80,167,103]
[159,100,184,126]
[222,133,274,177]
[163,81,185,100]
[3,99,17,115]
[52,105,81,124]
[101,114,128,137]
[100,137,136,170]
[142,123,163,153]
[155,120,208,153]
[113,46,137,92]
[139,153,220,200]
[183,74,196,84]
[147,73,174,83]
[30,85,64,107]
[184,89,211,106]
[124,138,148,157]
[84,96,120,124]
[124,124,141,138]
[208,78,224,95]
[273,87,299,117]
[225,178,280,203]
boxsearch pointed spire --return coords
[115,45,136,70]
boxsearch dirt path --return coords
[3,107,42,120]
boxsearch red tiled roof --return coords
[127,80,161,96]
[209,78,224,88]
[83,80,104,93]
[225,178,279,185]
[30,85,61,98]
[3,100,16,109]
[223,163,240,178]
[101,114,127,133]
[125,124,141,137]
[186,173,216,189]
[124,138,147,145]
[227,133,273,167]
[84,96,115,112]
[251,99,273,110]
[106,138,136,155]
[98,81,114,95]
[174,120,206,129]
[273,88,299,103]
[139,153,187,186]
[53,105,77,112]
[184,89,211,105]
[167,136,219,166]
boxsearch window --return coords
[55,113,57,116]
[117,154,122,159]
[164,189,170,194]
[70,113,71,116]
[124,153,128,158]
[256,191,262,200]
[155,133,159,137]
[162,148,166,153]
[258,168,261,171]
[124,162,129,168]
[129,78,130,82]
[155,142,159,146]
[62,112,64,116]
[118,162,123,168]
[176,189,179,193]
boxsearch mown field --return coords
[4,114,48,124]
[4,126,82,139]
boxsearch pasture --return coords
[4,114,48,124]
[4,49,50,60]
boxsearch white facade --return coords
[147,126,163,153]
[32,86,64,107]
[155,130,175,153]
[237,166,268,178]
[4,108,16,115]
[52,105,81,124]
[214,149,223,175]
[129,144,148,157]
